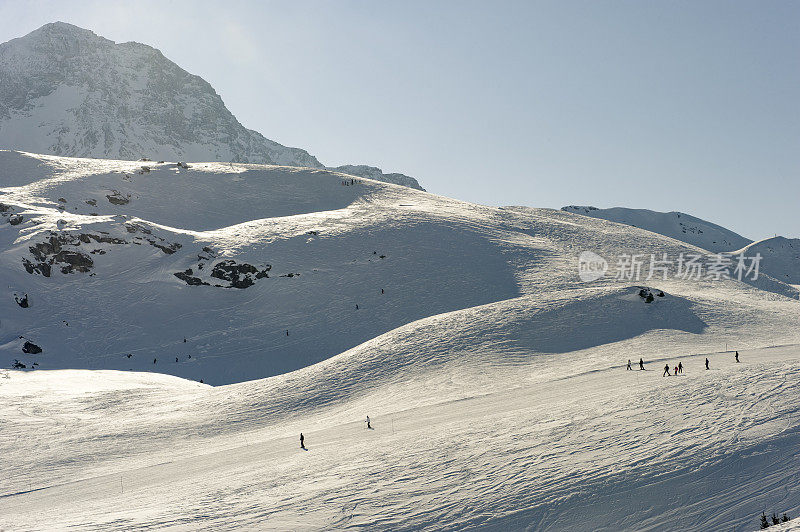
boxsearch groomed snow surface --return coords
[2,345,800,531]
[1,150,799,530]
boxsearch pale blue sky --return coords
[1,0,797,239]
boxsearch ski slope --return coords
[2,150,800,530]
[2,344,800,531]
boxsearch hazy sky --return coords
[1,0,797,239]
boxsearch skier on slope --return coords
[366,416,371,429]
[639,358,644,370]
[663,364,671,377]
[674,365,679,376]
[678,362,683,374]
[626,359,632,371]
[735,351,740,363]
[705,358,710,370]
[300,433,305,449]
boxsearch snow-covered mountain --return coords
[0,22,424,190]
[559,205,800,285]
[1,150,800,529]
[561,205,752,252]
[731,236,800,286]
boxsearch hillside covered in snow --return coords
[1,149,799,530]
[561,205,752,252]
[732,236,800,286]
[0,22,423,190]
[2,149,796,384]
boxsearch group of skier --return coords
[626,351,741,377]
[299,350,747,450]
[663,362,685,376]
[626,358,646,371]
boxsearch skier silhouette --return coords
[674,365,678,375]
[626,359,632,371]
[678,362,683,374]
[153,358,157,364]
[735,351,740,363]
[300,433,305,449]
[705,358,710,370]
[639,358,644,370]
[663,364,671,377]
[366,416,371,429]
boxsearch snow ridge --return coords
[731,236,800,285]
[561,205,752,252]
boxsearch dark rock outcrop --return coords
[210,260,268,289]
[22,341,42,354]
[54,250,93,273]
[174,269,209,286]
[106,190,131,205]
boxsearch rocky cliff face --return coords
[0,22,424,189]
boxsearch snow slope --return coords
[0,22,423,190]
[1,150,800,529]
[561,205,752,252]
[2,344,800,531]
[2,150,797,386]
[730,237,800,286]
[559,205,798,287]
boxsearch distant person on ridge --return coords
[663,364,671,377]
[639,358,644,370]
[626,359,632,371]
[705,358,709,370]
[735,351,740,363]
